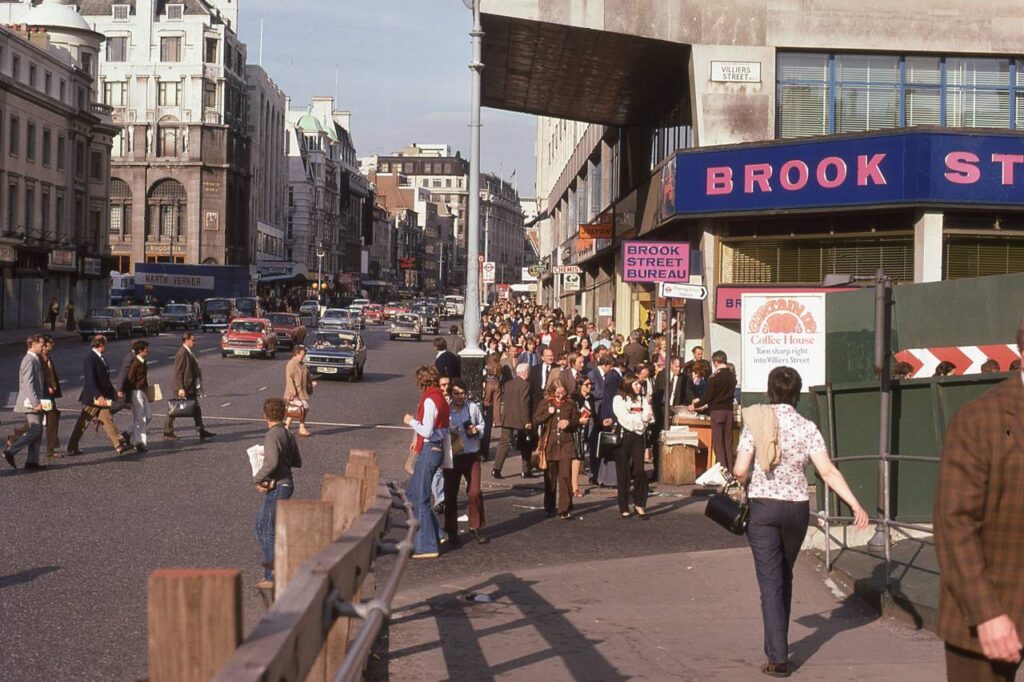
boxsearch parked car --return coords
[122,305,162,336]
[305,330,367,382]
[390,313,422,341]
[382,301,408,320]
[265,312,306,348]
[202,298,237,333]
[79,307,133,341]
[412,303,440,335]
[160,303,197,330]
[362,303,384,325]
[220,318,278,358]
[235,297,263,318]
[319,308,355,330]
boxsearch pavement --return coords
[0,323,80,346]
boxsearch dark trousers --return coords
[710,408,735,473]
[493,427,529,475]
[165,399,204,434]
[587,428,601,483]
[443,453,485,539]
[945,643,1022,682]
[614,431,648,513]
[746,498,810,664]
[12,408,60,454]
[67,405,122,451]
[480,406,494,460]
[544,458,573,515]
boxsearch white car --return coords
[319,308,355,330]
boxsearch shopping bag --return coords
[146,383,163,403]
[695,462,728,487]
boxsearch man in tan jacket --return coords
[934,318,1024,680]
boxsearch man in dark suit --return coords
[623,331,649,371]
[165,332,214,440]
[599,359,624,425]
[690,351,738,473]
[433,337,461,378]
[66,335,127,455]
[491,363,533,479]
[528,347,557,416]
[653,356,687,427]
[934,320,1024,680]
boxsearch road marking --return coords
[220,402,231,407]
[176,414,407,430]
[258,386,268,391]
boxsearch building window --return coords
[80,52,92,78]
[75,141,85,178]
[160,36,182,62]
[778,52,1021,137]
[158,124,178,157]
[42,129,51,166]
[112,4,129,21]
[158,80,181,106]
[90,151,103,180]
[57,136,65,170]
[203,80,217,109]
[166,4,184,21]
[112,130,129,157]
[28,63,36,88]
[11,54,19,80]
[41,188,49,234]
[7,181,17,233]
[204,38,218,63]
[24,185,34,234]
[77,88,85,110]
[26,122,35,162]
[104,81,127,106]
[44,71,51,95]
[9,116,18,156]
[147,178,186,240]
[106,36,127,62]
[55,192,64,238]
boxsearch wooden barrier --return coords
[148,450,394,682]
[147,569,242,682]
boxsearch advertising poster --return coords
[741,293,826,393]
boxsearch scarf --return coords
[742,404,781,473]
[414,386,450,452]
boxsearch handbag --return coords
[704,480,749,535]
[285,399,307,421]
[167,398,197,418]
[531,425,548,471]
[599,424,622,449]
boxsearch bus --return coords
[110,272,135,305]
[444,294,465,317]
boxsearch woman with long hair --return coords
[578,335,594,369]
[403,366,451,559]
[532,378,580,519]
[572,374,597,497]
[734,366,868,678]
[480,353,505,460]
[612,373,654,519]
[284,345,314,437]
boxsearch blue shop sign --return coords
[665,130,1024,216]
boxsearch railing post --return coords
[275,500,335,681]
[321,474,369,676]
[147,569,242,682]
[345,450,380,512]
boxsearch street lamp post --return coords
[460,0,486,400]
[316,242,326,305]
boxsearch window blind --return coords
[945,237,1024,279]
[724,238,914,284]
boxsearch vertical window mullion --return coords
[940,58,947,127]
[828,55,837,134]
[1010,60,1017,129]
[898,57,906,127]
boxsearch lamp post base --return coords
[459,348,487,404]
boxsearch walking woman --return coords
[612,373,654,519]
[403,366,450,559]
[733,366,869,678]
[572,375,597,497]
[283,345,313,437]
[532,378,580,519]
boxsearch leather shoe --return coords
[491,469,503,479]
[198,430,216,440]
[761,663,790,678]
[470,529,490,544]
[163,432,179,439]
[3,449,15,469]
[24,462,46,471]
[65,449,84,457]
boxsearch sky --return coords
[236,0,538,196]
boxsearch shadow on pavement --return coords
[375,572,627,682]
[789,595,880,669]
[0,565,60,589]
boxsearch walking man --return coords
[934,319,1024,681]
[253,397,300,590]
[66,335,129,456]
[491,363,533,479]
[164,332,215,441]
[443,378,489,545]
[3,335,47,470]
[123,340,151,452]
[47,298,59,332]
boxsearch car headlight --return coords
[390,323,396,329]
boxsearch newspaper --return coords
[247,444,265,477]
[660,425,699,447]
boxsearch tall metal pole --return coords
[459,0,486,401]
[866,268,893,558]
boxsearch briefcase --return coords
[704,481,749,535]
[167,398,197,418]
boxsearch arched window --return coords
[157,115,179,157]
[110,178,131,238]
[147,178,186,241]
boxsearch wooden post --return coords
[320,474,368,676]
[147,569,242,682]
[274,500,334,682]
[345,451,380,513]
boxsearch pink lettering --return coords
[707,167,733,195]
[779,160,809,191]
[816,157,847,189]
[857,154,887,186]
[944,151,980,184]
[991,153,1024,185]
[744,163,773,193]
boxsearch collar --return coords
[183,344,195,356]
[27,350,39,359]
[92,349,104,359]
[436,350,444,358]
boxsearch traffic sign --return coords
[562,273,581,291]
[660,282,708,300]
[552,265,582,274]
[482,261,496,283]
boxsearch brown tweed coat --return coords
[934,375,1024,654]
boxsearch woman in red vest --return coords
[403,365,451,559]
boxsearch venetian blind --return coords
[945,237,1024,279]
[724,238,914,284]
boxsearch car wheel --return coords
[347,373,357,383]
[222,352,228,358]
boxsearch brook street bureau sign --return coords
[622,241,690,283]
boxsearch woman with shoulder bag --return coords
[572,375,597,497]
[733,366,869,679]
[612,373,654,519]
[532,379,580,519]
[283,345,314,437]
[253,397,303,590]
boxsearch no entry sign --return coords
[622,241,690,283]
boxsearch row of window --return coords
[419,177,462,190]
[0,45,71,104]
[778,52,1024,137]
[103,79,219,109]
[378,161,461,175]
[105,35,230,69]
[3,174,70,238]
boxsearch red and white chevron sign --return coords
[895,344,1020,378]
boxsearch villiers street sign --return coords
[660,282,708,300]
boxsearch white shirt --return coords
[737,404,824,502]
[613,395,653,434]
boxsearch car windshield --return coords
[236,301,256,314]
[206,300,231,313]
[266,314,296,326]
[230,322,265,334]
[397,314,419,324]
[165,305,190,314]
[88,308,116,317]
[323,310,349,319]
[122,308,141,318]
[311,332,355,350]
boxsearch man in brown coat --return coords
[164,332,214,440]
[623,331,649,372]
[491,363,533,479]
[934,319,1024,680]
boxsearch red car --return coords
[362,304,384,325]
[221,318,279,358]
[383,301,408,320]
[265,312,307,348]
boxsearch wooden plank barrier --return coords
[147,569,242,682]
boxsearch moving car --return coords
[220,318,278,358]
[305,330,367,382]
[202,298,237,333]
[390,313,422,341]
[265,312,306,348]
[160,303,197,330]
[412,303,440,335]
[362,303,384,325]
[382,301,408,320]
[318,308,355,330]
[347,307,366,330]
[122,305,161,336]
[79,307,133,341]
[349,298,370,313]
[235,297,263,318]
[299,300,321,317]
[444,294,465,317]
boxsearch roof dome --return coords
[25,0,92,32]
[296,112,323,133]
[323,119,339,143]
